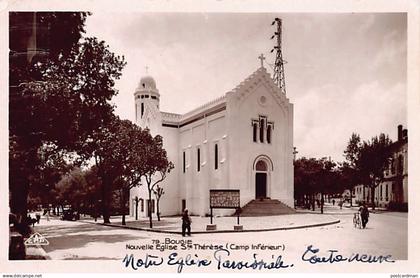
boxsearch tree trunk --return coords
[320,193,324,214]
[156,198,160,221]
[101,179,111,224]
[121,189,126,226]
[10,181,29,221]
[371,186,376,210]
[148,187,153,228]
[311,194,315,211]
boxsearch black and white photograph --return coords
[1,0,419,276]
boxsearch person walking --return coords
[359,203,370,229]
[35,212,41,224]
[181,208,192,237]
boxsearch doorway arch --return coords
[253,156,273,199]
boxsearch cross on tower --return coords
[258,54,265,68]
[145,66,149,74]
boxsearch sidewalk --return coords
[80,212,340,234]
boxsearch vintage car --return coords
[61,208,80,221]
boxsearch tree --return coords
[294,157,323,210]
[318,158,337,214]
[9,12,126,219]
[142,135,174,228]
[153,185,165,221]
[294,157,338,213]
[336,161,360,207]
[86,117,157,224]
[9,12,90,218]
[343,133,392,209]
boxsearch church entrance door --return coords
[255,173,267,199]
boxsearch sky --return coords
[84,12,407,162]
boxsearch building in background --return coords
[129,63,294,217]
[354,125,408,210]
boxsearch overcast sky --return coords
[85,13,407,162]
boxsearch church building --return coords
[129,59,294,217]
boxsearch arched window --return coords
[256,160,267,171]
[183,151,186,173]
[141,103,144,117]
[214,144,218,170]
[267,125,272,144]
[253,123,257,142]
[197,147,201,172]
[260,118,264,143]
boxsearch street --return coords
[34,210,407,268]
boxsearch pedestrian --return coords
[35,212,41,224]
[359,203,369,229]
[332,199,335,206]
[181,208,192,237]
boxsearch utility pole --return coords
[270,17,287,95]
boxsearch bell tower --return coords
[134,75,160,129]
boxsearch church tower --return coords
[134,75,161,131]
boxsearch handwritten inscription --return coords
[301,245,395,264]
[122,244,395,272]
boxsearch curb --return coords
[80,218,341,235]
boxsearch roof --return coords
[161,66,287,126]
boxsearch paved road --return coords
[35,211,407,265]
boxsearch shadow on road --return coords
[36,222,146,253]
[43,233,142,252]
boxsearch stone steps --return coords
[239,199,295,216]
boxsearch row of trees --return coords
[9,12,173,228]
[294,132,393,212]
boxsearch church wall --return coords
[157,126,180,216]
[226,82,294,209]
[178,110,227,216]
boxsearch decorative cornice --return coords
[180,95,226,121]
[231,67,290,106]
[160,66,291,126]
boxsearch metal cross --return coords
[258,54,265,67]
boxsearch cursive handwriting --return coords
[213,248,293,270]
[301,245,395,264]
[167,252,211,273]
[122,254,164,270]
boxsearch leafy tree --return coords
[153,185,165,221]
[294,157,338,213]
[294,157,323,210]
[9,29,126,219]
[343,133,392,209]
[86,117,157,224]
[55,168,87,211]
[142,135,174,228]
[318,158,337,214]
[336,161,360,207]
[9,12,89,218]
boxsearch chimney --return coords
[403,129,408,140]
[397,125,403,141]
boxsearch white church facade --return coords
[129,62,294,217]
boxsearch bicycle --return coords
[353,212,362,229]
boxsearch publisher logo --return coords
[24,232,49,246]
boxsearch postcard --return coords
[1,0,419,276]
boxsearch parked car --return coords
[61,209,80,221]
